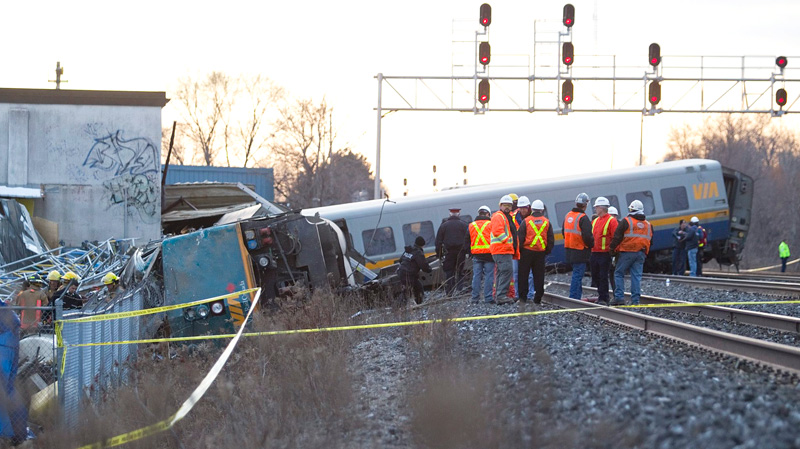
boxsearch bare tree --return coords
[161,123,190,165]
[664,115,800,267]
[271,98,374,208]
[174,72,236,166]
[234,75,284,168]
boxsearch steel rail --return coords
[642,274,800,298]
[701,271,800,283]
[543,291,800,374]
[548,281,800,334]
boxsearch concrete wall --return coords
[0,102,162,246]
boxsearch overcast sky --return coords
[3,0,799,197]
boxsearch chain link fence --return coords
[56,288,145,429]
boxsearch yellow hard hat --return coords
[508,193,519,201]
[47,270,62,281]
[102,272,120,285]
[62,271,80,282]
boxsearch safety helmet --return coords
[690,216,700,224]
[608,206,619,216]
[531,200,545,210]
[499,195,513,205]
[516,196,531,208]
[47,270,62,281]
[628,200,644,213]
[593,196,610,207]
[478,205,491,214]
[575,193,590,205]
[62,271,81,282]
[102,272,120,285]
[508,193,519,201]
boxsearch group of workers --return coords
[671,217,708,277]
[398,192,654,307]
[12,270,121,330]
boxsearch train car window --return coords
[625,191,656,215]
[591,195,620,212]
[362,227,397,256]
[402,221,434,247]
[555,201,575,226]
[660,186,689,212]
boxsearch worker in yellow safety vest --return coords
[466,206,495,303]
[517,199,554,305]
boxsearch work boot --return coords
[609,298,625,306]
[497,297,514,305]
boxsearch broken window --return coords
[362,227,396,256]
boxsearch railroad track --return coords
[642,273,800,298]
[548,280,800,333]
[541,290,800,374]
[700,270,800,284]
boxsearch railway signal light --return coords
[563,4,575,28]
[648,81,661,106]
[478,79,490,104]
[479,42,491,66]
[562,42,574,66]
[480,3,491,27]
[776,56,788,69]
[562,79,574,105]
[776,88,787,107]
[649,43,661,67]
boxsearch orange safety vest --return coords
[591,215,616,252]
[523,216,550,251]
[698,226,707,248]
[490,211,514,255]
[469,220,492,254]
[618,216,653,253]
[563,210,588,250]
[20,299,42,330]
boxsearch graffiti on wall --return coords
[82,129,159,221]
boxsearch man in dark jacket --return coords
[436,208,469,295]
[397,236,433,305]
[671,220,687,275]
[563,193,595,300]
[685,217,700,277]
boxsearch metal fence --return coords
[56,292,143,429]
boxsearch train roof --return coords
[302,159,722,219]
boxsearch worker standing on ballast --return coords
[610,200,652,306]
[436,208,469,296]
[466,206,495,303]
[490,195,517,305]
[588,197,618,306]
[563,193,594,300]
[518,199,553,304]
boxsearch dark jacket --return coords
[610,212,650,251]
[397,245,432,276]
[518,212,555,255]
[683,225,699,250]
[672,226,687,250]
[563,207,594,263]
[436,216,469,257]
[465,216,493,262]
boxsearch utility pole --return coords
[48,62,68,90]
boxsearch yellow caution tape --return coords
[63,298,800,349]
[77,289,262,449]
[60,288,259,324]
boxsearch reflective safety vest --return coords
[524,216,550,251]
[563,210,588,250]
[591,215,616,252]
[469,219,492,254]
[697,226,707,248]
[618,216,652,253]
[490,211,514,255]
[780,241,791,258]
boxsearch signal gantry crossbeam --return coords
[372,3,796,199]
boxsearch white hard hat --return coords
[628,200,644,213]
[608,206,619,216]
[478,205,491,214]
[690,216,700,224]
[575,193,590,205]
[593,196,610,207]
[500,195,513,205]
[531,199,545,210]
[517,196,531,207]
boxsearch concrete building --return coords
[0,88,168,246]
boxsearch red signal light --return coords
[649,43,661,67]
[776,88,788,107]
[480,3,492,27]
[776,56,788,69]
[479,42,491,66]
[563,4,575,28]
[648,81,661,106]
[562,42,574,66]
[562,79,574,105]
[478,79,490,105]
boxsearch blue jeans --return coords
[512,259,519,297]
[614,251,645,305]
[569,262,587,299]
[472,258,495,302]
[687,248,698,277]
